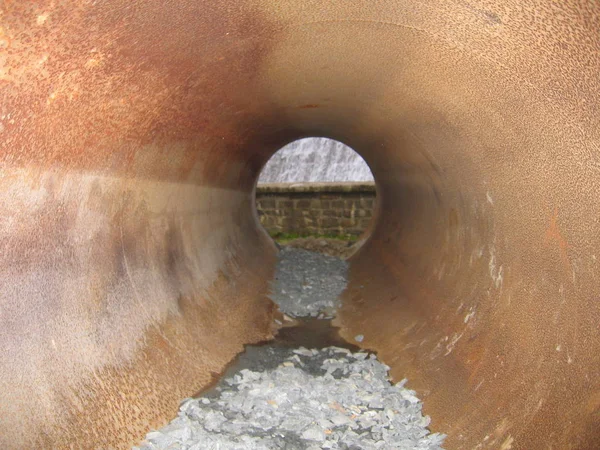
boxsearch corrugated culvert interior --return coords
[1,1,599,449]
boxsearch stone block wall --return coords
[255,182,376,237]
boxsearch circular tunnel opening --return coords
[254,137,378,257]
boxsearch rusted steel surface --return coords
[1,0,599,448]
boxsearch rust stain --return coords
[0,0,286,188]
[544,207,572,273]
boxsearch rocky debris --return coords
[135,347,445,450]
[282,237,358,259]
[269,247,348,318]
[134,241,445,450]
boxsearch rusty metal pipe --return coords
[1,1,598,448]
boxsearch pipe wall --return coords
[1,1,599,448]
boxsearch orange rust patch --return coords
[544,207,571,273]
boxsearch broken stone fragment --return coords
[302,426,326,441]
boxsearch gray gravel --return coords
[135,247,445,449]
[270,247,348,318]
[135,347,445,450]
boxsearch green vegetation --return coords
[268,231,358,243]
